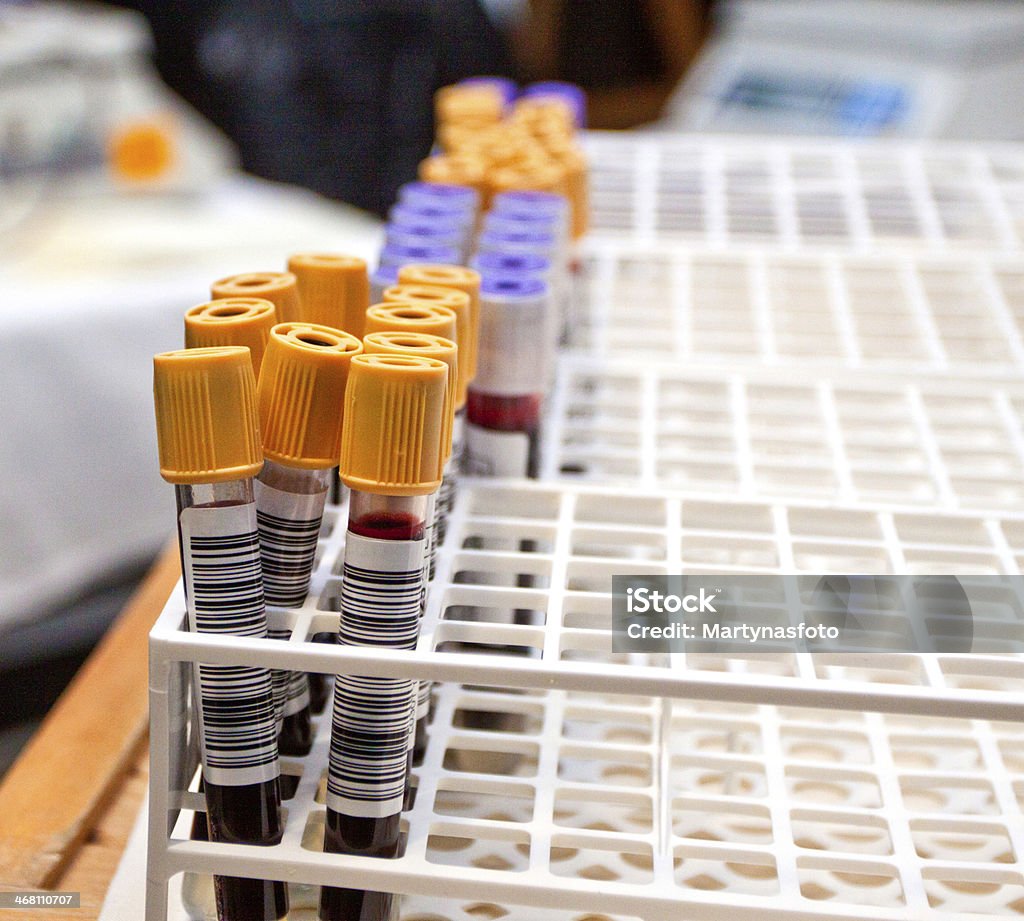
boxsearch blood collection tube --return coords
[255,323,362,756]
[153,346,287,921]
[389,203,471,255]
[286,252,370,340]
[471,250,552,284]
[321,354,448,921]
[378,240,461,272]
[364,302,458,340]
[397,180,479,219]
[184,298,277,376]
[211,272,301,325]
[395,264,481,381]
[184,298,292,724]
[382,284,474,504]
[363,331,457,764]
[464,275,552,479]
[491,189,570,240]
[477,225,560,262]
[384,221,467,261]
[363,302,459,581]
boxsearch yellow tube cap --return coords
[184,298,277,375]
[486,160,569,202]
[153,346,262,484]
[363,331,458,461]
[383,284,472,401]
[435,83,504,125]
[395,264,481,379]
[257,323,363,469]
[340,354,448,496]
[418,153,487,198]
[286,252,370,338]
[211,272,300,324]
[364,302,457,343]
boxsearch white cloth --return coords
[0,175,382,630]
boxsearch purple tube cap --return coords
[481,274,548,298]
[479,227,557,250]
[484,211,559,234]
[472,250,552,276]
[389,202,466,231]
[492,189,569,219]
[399,181,479,212]
[379,240,461,267]
[385,224,462,249]
[522,80,586,127]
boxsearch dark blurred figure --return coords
[515,0,713,127]
[111,0,516,214]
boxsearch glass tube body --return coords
[320,490,429,921]
[175,479,287,921]
[255,459,332,756]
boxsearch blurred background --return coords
[3,0,1024,775]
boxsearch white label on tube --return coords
[464,423,530,478]
[327,532,425,817]
[254,480,328,609]
[283,670,311,717]
[180,503,279,787]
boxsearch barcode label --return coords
[327,533,425,817]
[180,503,279,787]
[254,480,327,609]
[464,424,530,478]
[283,670,310,717]
[415,679,430,719]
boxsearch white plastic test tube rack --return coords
[584,134,1024,252]
[148,480,1024,921]
[569,241,1024,375]
[543,356,1024,514]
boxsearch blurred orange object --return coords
[108,118,176,183]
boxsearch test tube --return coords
[464,275,552,479]
[397,180,479,218]
[364,302,459,580]
[184,298,277,377]
[389,202,471,254]
[378,240,461,271]
[381,284,474,497]
[183,299,291,725]
[255,322,362,756]
[491,188,570,240]
[153,346,287,921]
[362,331,458,764]
[211,272,301,324]
[385,221,467,262]
[321,353,448,921]
[395,264,481,382]
[287,253,370,339]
